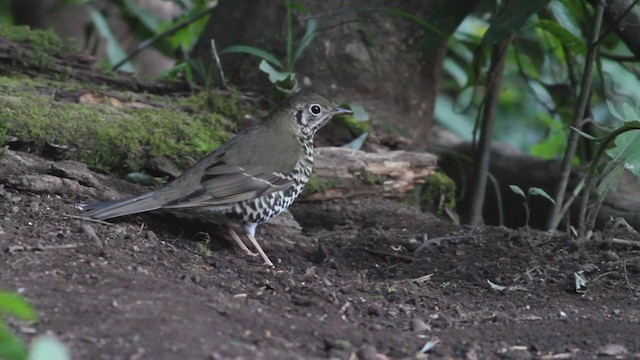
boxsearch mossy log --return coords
[0,26,439,206]
[303,147,438,201]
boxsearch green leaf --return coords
[528,187,556,204]
[185,59,207,82]
[153,62,188,80]
[0,292,36,321]
[28,336,70,360]
[606,100,625,121]
[509,185,526,198]
[291,19,318,66]
[570,126,597,140]
[530,114,568,159]
[123,0,160,32]
[513,38,545,74]
[0,325,27,360]
[487,280,507,291]
[258,60,293,83]
[482,0,552,46]
[606,125,640,177]
[622,103,640,121]
[287,1,309,13]
[342,132,368,150]
[548,0,583,38]
[220,45,284,69]
[381,7,443,37]
[434,95,474,141]
[348,104,370,121]
[87,7,134,72]
[536,19,585,53]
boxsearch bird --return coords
[79,92,352,266]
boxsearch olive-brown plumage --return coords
[80,92,352,266]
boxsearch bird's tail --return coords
[78,192,164,220]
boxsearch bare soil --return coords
[1,150,640,360]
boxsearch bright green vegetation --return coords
[402,172,456,214]
[0,23,77,70]
[0,291,70,360]
[420,172,456,213]
[0,24,240,175]
[336,114,369,136]
[303,173,338,195]
[0,75,237,174]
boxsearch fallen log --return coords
[303,147,438,201]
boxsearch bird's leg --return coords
[243,223,274,267]
[245,233,274,267]
[227,227,258,257]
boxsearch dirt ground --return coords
[1,149,640,360]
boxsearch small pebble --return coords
[411,318,430,332]
[604,250,620,262]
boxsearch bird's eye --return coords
[309,104,322,115]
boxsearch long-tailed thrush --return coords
[79,92,352,266]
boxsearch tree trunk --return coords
[192,0,473,147]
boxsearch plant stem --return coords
[468,36,512,227]
[577,124,640,237]
[285,0,293,69]
[545,1,604,231]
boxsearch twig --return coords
[546,2,605,231]
[62,213,116,226]
[610,238,640,248]
[411,274,434,283]
[600,52,638,62]
[414,234,474,253]
[468,36,513,226]
[622,256,634,293]
[362,248,414,263]
[210,39,229,90]
[37,243,79,250]
[590,271,617,283]
[7,243,80,253]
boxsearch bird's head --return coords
[270,92,353,138]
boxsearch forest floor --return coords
[1,149,640,360]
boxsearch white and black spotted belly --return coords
[224,137,313,225]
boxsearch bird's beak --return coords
[332,107,353,116]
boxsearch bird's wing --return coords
[162,128,302,209]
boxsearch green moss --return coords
[176,91,243,121]
[336,114,369,135]
[419,172,456,213]
[303,173,338,195]
[0,24,77,70]
[195,242,213,257]
[347,167,383,185]
[0,75,233,174]
[0,114,5,139]
[0,72,84,91]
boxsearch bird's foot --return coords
[245,233,274,267]
[228,228,273,265]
